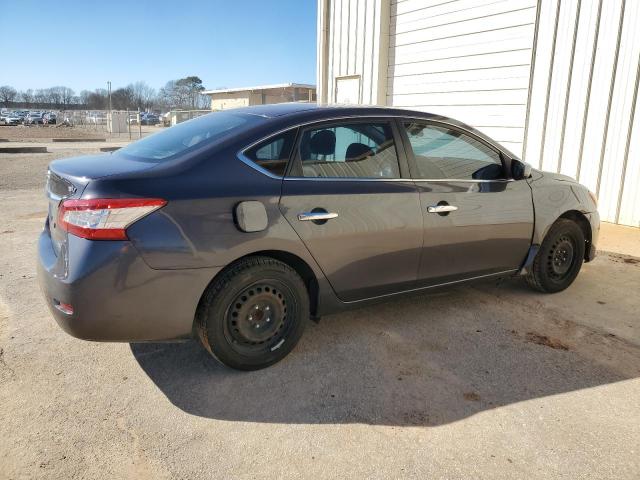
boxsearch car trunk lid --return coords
[46,153,159,256]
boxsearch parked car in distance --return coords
[24,112,44,125]
[127,113,159,125]
[38,103,600,370]
[0,111,22,125]
[43,112,57,124]
[141,113,159,125]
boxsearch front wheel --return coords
[196,256,309,370]
[526,219,585,293]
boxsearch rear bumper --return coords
[37,228,221,342]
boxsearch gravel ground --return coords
[1,148,639,479]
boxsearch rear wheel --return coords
[526,219,585,293]
[196,256,309,370]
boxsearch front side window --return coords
[403,123,504,180]
[297,122,400,179]
[244,129,297,176]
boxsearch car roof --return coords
[230,102,440,119]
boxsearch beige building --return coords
[202,83,316,111]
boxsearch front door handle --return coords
[427,205,458,214]
[298,211,339,222]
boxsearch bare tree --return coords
[48,87,62,107]
[79,90,91,106]
[129,81,156,110]
[61,87,75,106]
[111,86,135,110]
[20,89,34,105]
[196,93,210,109]
[34,89,48,105]
[87,89,108,109]
[0,85,18,107]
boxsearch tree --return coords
[195,93,210,109]
[61,87,75,106]
[176,76,205,108]
[159,80,185,108]
[0,85,17,107]
[47,88,62,107]
[129,81,156,110]
[34,89,48,105]
[20,89,34,105]
[87,89,108,109]
[79,90,91,106]
[158,76,206,109]
[110,86,135,110]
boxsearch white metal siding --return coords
[324,0,389,104]
[524,0,640,225]
[387,0,538,157]
[318,0,640,226]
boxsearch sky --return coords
[0,0,317,94]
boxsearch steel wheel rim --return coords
[547,235,575,280]
[224,281,293,355]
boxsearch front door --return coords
[399,120,534,286]
[279,119,422,302]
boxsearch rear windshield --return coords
[118,111,263,161]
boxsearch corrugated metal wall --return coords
[524,0,640,225]
[318,0,640,226]
[322,0,389,105]
[387,0,537,157]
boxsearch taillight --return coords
[58,198,166,240]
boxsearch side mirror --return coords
[511,159,532,180]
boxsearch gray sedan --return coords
[38,104,599,370]
[0,111,22,125]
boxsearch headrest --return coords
[309,130,336,155]
[345,142,374,161]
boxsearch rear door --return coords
[279,119,422,302]
[399,120,534,286]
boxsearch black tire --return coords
[526,219,585,293]
[196,256,309,370]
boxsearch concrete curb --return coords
[51,138,106,142]
[0,146,48,153]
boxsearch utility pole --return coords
[107,81,112,134]
[107,81,112,111]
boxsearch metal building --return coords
[317,0,640,226]
[203,83,316,111]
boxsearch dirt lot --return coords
[1,146,639,479]
[0,124,159,142]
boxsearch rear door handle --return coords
[427,205,458,214]
[298,211,339,221]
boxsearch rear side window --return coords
[296,122,400,179]
[244,129,297,177]
[403,123,504,180]
[119,111,263,162]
